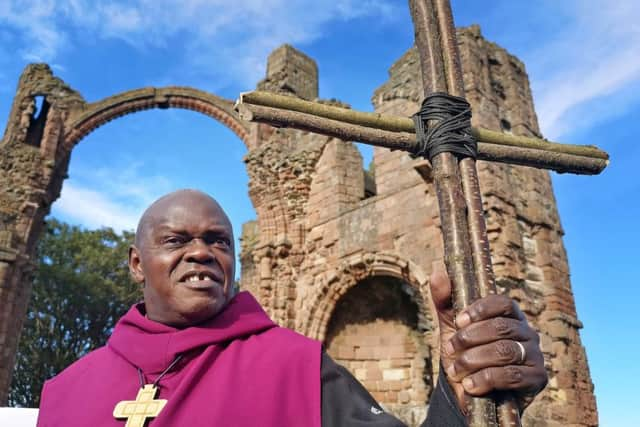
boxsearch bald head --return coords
[135,189,231,248]
[129,189,236,327]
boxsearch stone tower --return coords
[257,44,319,101]
[240,26,597,426]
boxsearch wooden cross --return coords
[236,1,608,426]
[113,384,168,427]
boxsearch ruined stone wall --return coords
[241,125,329,327]
[0,22,596,427]
[0,65,84,402]
[242,27,596,426]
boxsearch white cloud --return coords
[51,160,173,231]
[526,0,640,139]
[0,0,67,62]
[0,0,397,86]
[53,183,141,231]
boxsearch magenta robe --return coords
[37,292,321,427]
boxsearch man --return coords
[37,189,547,426]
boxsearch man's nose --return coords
[184,239,215,263]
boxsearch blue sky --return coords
[1,1,638,424]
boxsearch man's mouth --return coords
[179,270,221,286]
[184,273,213,282]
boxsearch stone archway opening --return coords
[52,107,255,274]
[324,275,432,427]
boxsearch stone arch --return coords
[64,87,251,150]
[324,276,431,426]
[299,251,434,342]
[302,252,436,427]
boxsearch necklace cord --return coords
[137,354,184,389]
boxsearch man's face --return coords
[129,193,235,327]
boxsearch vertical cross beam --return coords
[408,1,519,426]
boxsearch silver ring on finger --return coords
[515,341,526,364]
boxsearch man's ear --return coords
[128,245,145,284]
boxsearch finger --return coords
[447,318,538,353]
[429,262,452,312]
[445,340,539,381]
[455,294,525,329]
[461,365,549,396]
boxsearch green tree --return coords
[9,219,140,407]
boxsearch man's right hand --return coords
[429,265,548,412]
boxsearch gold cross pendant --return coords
[113,384,168,427]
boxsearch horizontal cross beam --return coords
[235,91,608,175]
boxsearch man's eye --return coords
[163,236,184,245]
[214,237,231,247]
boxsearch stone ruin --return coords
[0,26,596,426]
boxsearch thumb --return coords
[431,263,467,408]
[430,262,453,313]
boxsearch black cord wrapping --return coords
[411,92,477,161]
